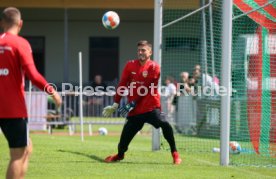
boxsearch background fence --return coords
[26,91,127,134]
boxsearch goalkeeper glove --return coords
[102,103,119,117]
[118,101,136,117]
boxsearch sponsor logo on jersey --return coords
[0,45,12,54]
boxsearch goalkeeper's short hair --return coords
[137,40,152,49]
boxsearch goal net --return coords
[159,0,276,166]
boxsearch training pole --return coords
[27,81,32,143]
[79,52,84,142]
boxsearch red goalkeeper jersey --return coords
[114,59,161,116]
[0,32,54,118]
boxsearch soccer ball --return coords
[102,11,120,30]
[98,127,108,135]
[229,141,241,154]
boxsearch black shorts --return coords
[127,109,167,129]
[0,118,28,148]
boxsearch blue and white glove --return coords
[102,103,119,117]
[118,101,136,117]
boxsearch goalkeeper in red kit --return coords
[102,40,182,165]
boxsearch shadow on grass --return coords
[57,149,104,162]
[57,149,172,165]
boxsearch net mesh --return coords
[160,0,276,167]
[231,0,276,166]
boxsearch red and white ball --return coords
[102,11,120,30]
[229,141,242,154]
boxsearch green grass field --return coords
[0,131,275,178]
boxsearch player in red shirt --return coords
[102,40,182,165]
[0,7,62,178]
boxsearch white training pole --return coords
[220,0,233,166]
[88,124,92,136]
[79,52,84,142]
[201,0,208,84]
[209,3,215,78]
[27,81,32,142]
[152,0,163,151]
